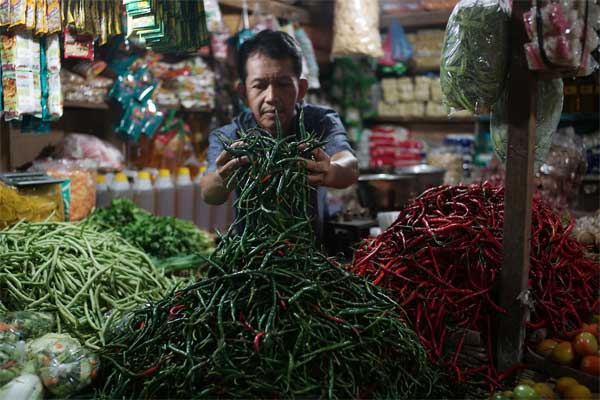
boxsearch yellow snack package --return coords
[0,0,9,26]
[25,0,35,29]
[9,0,26,28]
[35,0,47,34]
[46,0,60,33]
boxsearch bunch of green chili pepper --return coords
[99,111,449,399]
[0,221,178,350]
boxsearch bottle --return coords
[194,165,211,230]
[155,168,175,217]
[96,174,110,208]
[175,167,194,221]
[133,171,155,213]
[110,172,133,201]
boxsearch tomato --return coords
[580,355,600,375]
[551,341,575,365]
[532,383,554,400]
[513,384,540,400]
[555,377,579,395]
[564,384,592,400]
[581,323,599,339]
[536,339,558,357]
[573,332,599,356]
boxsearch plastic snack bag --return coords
[490,78,563,171]
[440,0,510,114]
[53,133,124,170]
[26,333,98,397]
[331,0,383,58]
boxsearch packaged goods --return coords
[52,133,124,170]
[331,0,383,58]
[32,159,96,221]
[440,0,510,113]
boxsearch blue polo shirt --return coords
[206,103,353,238]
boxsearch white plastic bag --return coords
[490,78,563,171]
[331,0,383,58]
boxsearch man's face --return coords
[242,52,307,135]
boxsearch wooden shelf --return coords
[219,0,309,24]
[381,9,453,29]
[63,101,110,110]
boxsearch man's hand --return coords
[215,141,249,187]
[200,142,249,205]
[301,148,358,189]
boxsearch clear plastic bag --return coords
[390,19,413,62]
[490,78,563,171]
[0,312,55,343]
[53,133,124,170]
[537,127,588,211]
[26,333,98,397]
[331,0,383,58]
[440,0,510,114]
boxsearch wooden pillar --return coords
[496,0,537,372]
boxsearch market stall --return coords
[0,0,599,399]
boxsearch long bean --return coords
[0,221,178,349]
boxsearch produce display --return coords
[573,213,600,248]
[440,0,509,114]
[492,376,595,400]
[350,184,599,387]
[85,199,214,271]
[0,221,177,349]
[99,114,449,399]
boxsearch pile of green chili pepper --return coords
[0,221,178,350]
[99,111,449,399]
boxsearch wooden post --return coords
[496,0,537,372]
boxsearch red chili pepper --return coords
[260,174,272,184]
[254,331,265,352]
[169,304,185,317]
[138,321,145,330]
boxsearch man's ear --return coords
[237,81,248,105]
[297,78,308,101]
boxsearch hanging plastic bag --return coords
[440,0,510,114]
[331,0,383,58]
[295,27,320,89]
[490,78,563,172]
[378,33,395,66]
[537,127,588,211]
[389,19,413,62]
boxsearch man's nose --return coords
[265,84,276,104]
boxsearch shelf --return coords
[219,0,309,24]
[63,101,110,110]
[381,9,453,29]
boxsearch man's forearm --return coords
[199,172,231,205]
[325,152,359,189]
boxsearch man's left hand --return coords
[301,148,358,189]
[303,148,331,186]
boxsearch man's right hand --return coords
[215,141,250,187]
[200,141,249,205]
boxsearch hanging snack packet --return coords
[63,29,94,60]
[35,0,47,35]
[46,0,61,33]
[0,0,8,26]
[9,0,26,28]
[331,0,383,58]
[25,0,35,30]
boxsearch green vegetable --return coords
[100,112,449,399]
[440,0,509,114]
[0,312,55,343]
[0,341,26,386]
[0,374,43,400]
[0,221,178,349]
[85,199,214,270]
[27,333,97,397]
[513,384,540,400]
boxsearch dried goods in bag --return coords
[440,0,510,114]
[331,0,383,58]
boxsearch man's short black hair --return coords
[237,30,302,84]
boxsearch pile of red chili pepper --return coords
[98,113,450,399]
[350,183,599,388]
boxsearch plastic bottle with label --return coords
[176,167,194,221]
[155,169,175,217]
[110,172,133,201]
[133,171,155,213]
[194,165,211,230]
[96,174,110,208]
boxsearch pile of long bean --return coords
[350,183,599,389]
[100,113,449,399]
[0,221,177,349]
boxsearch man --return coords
[200,30,358,237]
